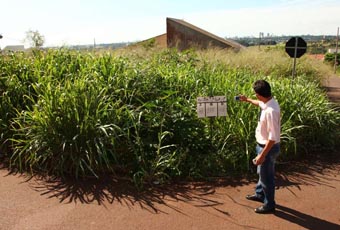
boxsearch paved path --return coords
[323,75,340,103]
[1,158,340,230]
[1,75,340,230]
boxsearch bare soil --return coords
[1,76,340,230]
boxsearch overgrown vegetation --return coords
[0,47,339,187]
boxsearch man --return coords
[239,80,280,214]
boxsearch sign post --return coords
[334,27,339,74]
[285,37,307,78]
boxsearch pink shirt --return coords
[256,98,281,145]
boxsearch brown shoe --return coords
[254,205,275,214]
[246,194,264,203]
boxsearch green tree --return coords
[324,53,339,65]
[25,30,45,48]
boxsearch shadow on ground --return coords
[1,152,339,215]
[275,204,340,230]
[0,159,255,214]
[275,153,340,190]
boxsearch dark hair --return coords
[253,80,271,97]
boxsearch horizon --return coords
[52,34,338,48]
[0,0,339,48]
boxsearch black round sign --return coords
[285,37,307,58]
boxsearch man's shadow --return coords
[273,155,340,230]
[275,204,340,230]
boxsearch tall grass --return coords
[0,47,339,187]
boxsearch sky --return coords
[0,0,339,48]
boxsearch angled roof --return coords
[166,17,245,50]
[3,45,25,51]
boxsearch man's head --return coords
[253,80,271,98]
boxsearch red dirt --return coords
[308,54,325,60]
[1,76,340,230]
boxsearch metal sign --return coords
[285,37,307,58]
[197,96,227,118]
[285,37,307,78]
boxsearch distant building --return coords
[328,48,338,54]
[166,18,245,51]
[3,45,25,51]
[142,17,245,51]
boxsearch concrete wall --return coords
[166,18,244,51]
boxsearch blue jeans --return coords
[255,143,280,208]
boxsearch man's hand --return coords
[253,140,275,165]
[239,95,248,102]
[253,154,265,165]
[239,95,260,106]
